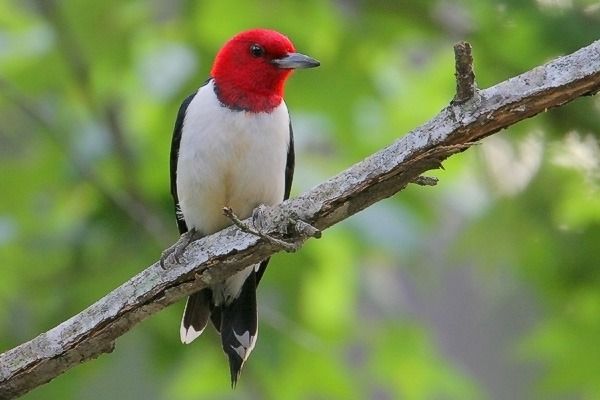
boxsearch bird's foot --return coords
[252,204,321,243]
[223,206,319,252]
[223,206,297,251]
[160,228,198,269]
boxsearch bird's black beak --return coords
[271,52,320,69]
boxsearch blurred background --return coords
[1,0,599,399]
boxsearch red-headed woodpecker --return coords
[167,29,319,386]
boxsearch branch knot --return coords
[452,41,477,105]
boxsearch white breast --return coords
[176,80,290,236]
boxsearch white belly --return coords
[175,81,290,305]
[176,81,290,235]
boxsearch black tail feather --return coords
[220,271,258,387]
[210,305,222,333]
[180,289,212,344]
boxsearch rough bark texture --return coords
[1,40,599,399]
[452,41,476,104]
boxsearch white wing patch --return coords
[180,301,205,344]
[180,325,203,344]
[231,328,258,362]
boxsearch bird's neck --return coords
[212,76,287,113]
[212,79,283,113]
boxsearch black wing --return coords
[256,119,295,285]
[170,92,196,234]
[283,120,295,201]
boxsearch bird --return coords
[167,29,319,386]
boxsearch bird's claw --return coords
[159,228,197,269]
[252,205,321,243]
[223,206,305,252]
[223,205,321,252]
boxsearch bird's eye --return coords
[250,44,264,57]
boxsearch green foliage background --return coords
[1,0,599,399]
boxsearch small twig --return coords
[223,207,299,252]
[104,102,142,200]
[291,218,322,239]
[410,176,439,186]
[452,41,476,104]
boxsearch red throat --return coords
[210,29,296,113]
[212,70,292,113]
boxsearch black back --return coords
[170,92,196,234]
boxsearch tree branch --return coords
[1,40,599,399]
[452,41,477,104]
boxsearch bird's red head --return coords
[211,29,319,113]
